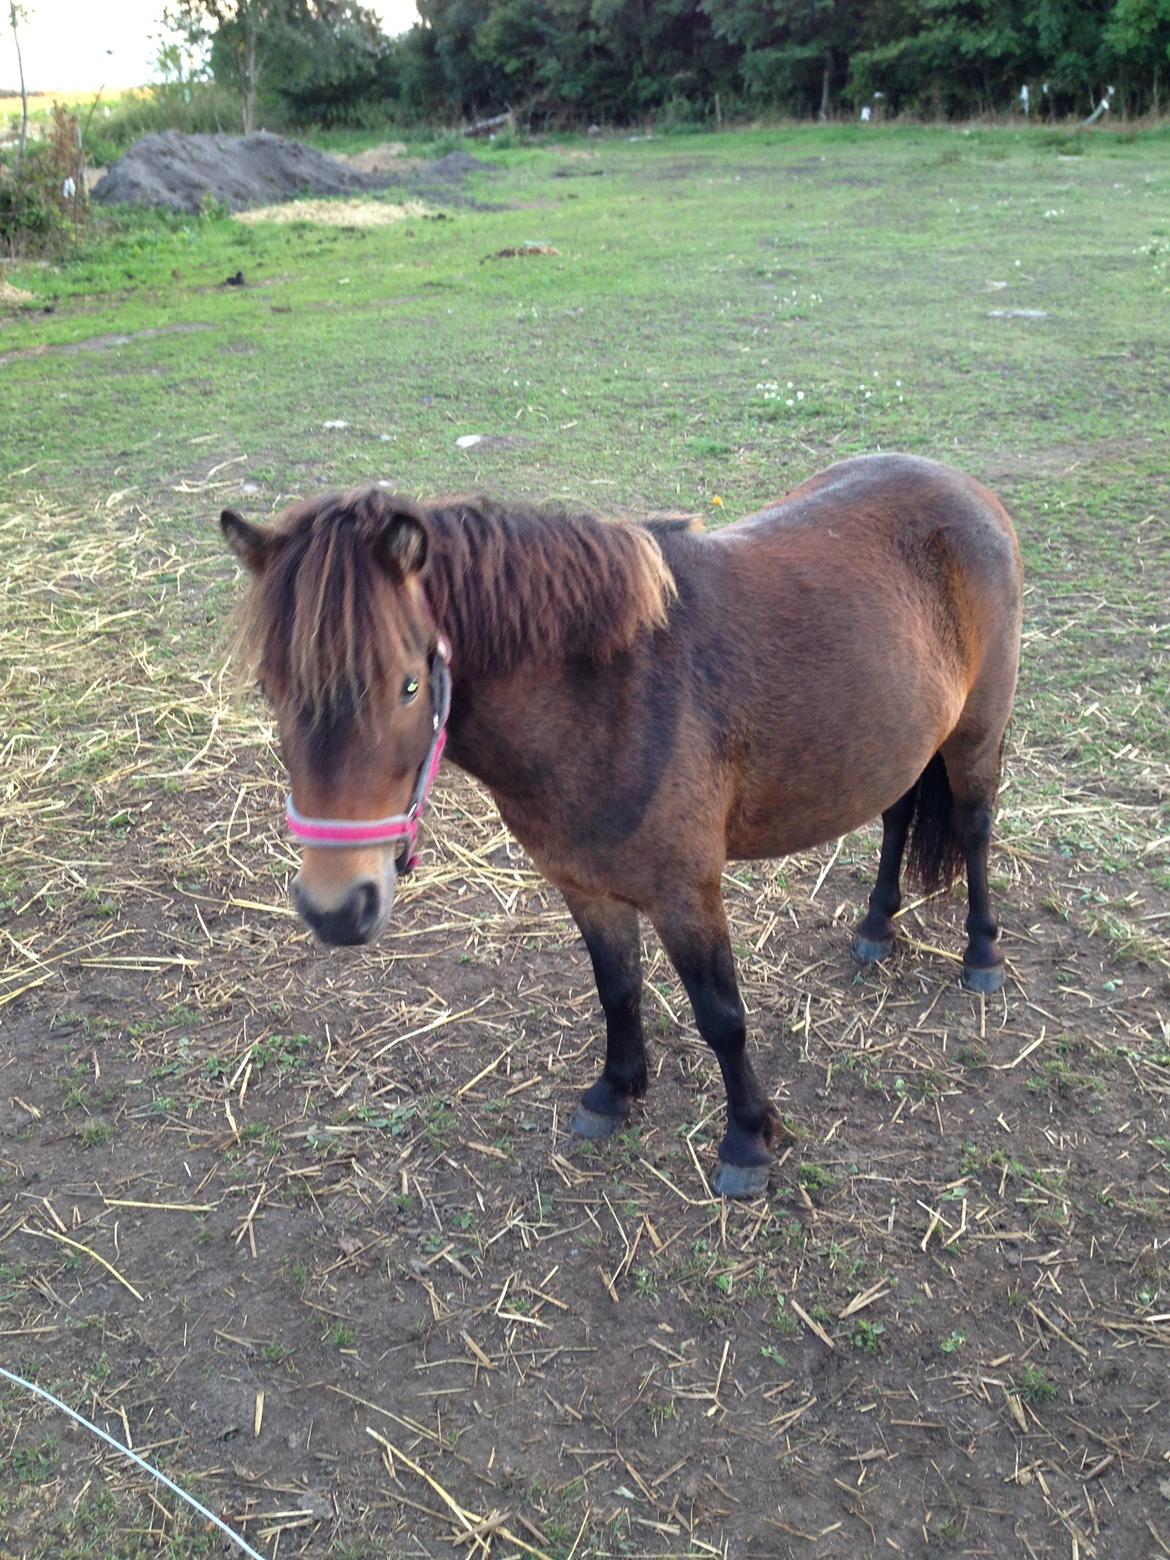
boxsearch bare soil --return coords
[1,492,1168,1559]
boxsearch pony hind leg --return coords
[940,718,1012,994]
[950,785,1005,993]
[565,892,649,1139]
[650,886,780,1198]
[852,784,918,965]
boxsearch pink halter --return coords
[285,636,452,873]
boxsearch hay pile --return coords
[0,276,35,306]
[235,197,434,227]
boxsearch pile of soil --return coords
[343,141,409,172]
[91,131,489,215]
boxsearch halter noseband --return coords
[285,635,452,874]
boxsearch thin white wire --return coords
[0,1363,267,1560]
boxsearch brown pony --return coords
[221,454,1022,1197]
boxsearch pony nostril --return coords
[351,880,380,938]
[291,878,381,945]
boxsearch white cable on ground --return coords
[0,1363,267,1560]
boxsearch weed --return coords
[852,1319,886,1353]
[252,1032,314,1073]
[770,1295,801,1336]
[10,1433,57,1481]
[1015,1365,1059,1403]
[798,1163,835,1193]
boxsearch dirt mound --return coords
[91,131,489,215]
[426,150,492,182]
[342,141,409,173]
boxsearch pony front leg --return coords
[564,893,648,1139]
[652,888,780,1198]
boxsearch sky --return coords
[1,0,421,95]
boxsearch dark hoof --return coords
[570,1104,628,1140]
[962,963,1005,995]
[712,1158,771,1199]
[852,935,894,967]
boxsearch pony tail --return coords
[904,753,965,892]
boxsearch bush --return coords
[0,105,87,257]
[82,82,247,166]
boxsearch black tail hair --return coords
[904,752,965,893]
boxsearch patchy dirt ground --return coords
[0,484,1168,1560]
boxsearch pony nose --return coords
[293,878,381,946]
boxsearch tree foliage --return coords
[179,0,1170,124]
[168,0,394,128]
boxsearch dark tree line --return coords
[172,0,1170,126]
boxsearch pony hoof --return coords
[962,963,1005,995]
[570,1104,628,1140]
[852,935,894,967]
[712,1159,771,1199]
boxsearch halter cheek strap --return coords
[285,637,452,874]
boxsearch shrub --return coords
[82,81,246,166]
[0,104,86,256]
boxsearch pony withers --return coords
[221,454,1022,1197]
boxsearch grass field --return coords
[1,124,1169,1558]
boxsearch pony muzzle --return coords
[292,850,399,946]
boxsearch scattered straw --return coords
[235,198,434,227]
[25,1226,144,1302]
[0,277,36,306]
[366,1429,553,1560]
[1,485,1168,1558]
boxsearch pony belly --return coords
[725,739,944,863]
[726,809,868,863]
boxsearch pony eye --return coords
[402,675,421,702]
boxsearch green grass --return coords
[4,123,1169,525]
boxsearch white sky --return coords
[1,0,421,94]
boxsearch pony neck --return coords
[421,498,675,684]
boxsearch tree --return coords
[167,0,388,130]
[168,0,271,130]
[703,0,867,117]
[1105,0,1170,109]
[7,1,29,172]
[413,0,508,117]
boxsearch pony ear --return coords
[221,509,274,574]
[374,507,429,579]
